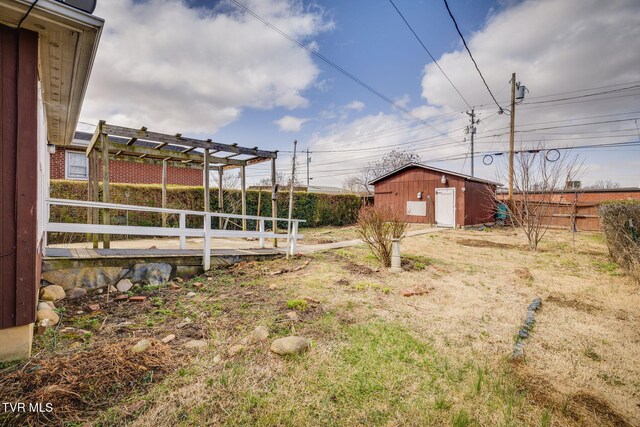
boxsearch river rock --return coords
[42,267,124,290]
[66,287,87,300]
[131,339,152,353]
[37,301,55,311]
[184,339,207,349]
[126,263,172,286]
[161,334,176,344]
[246,326,269,344]
[40,285,66,301]
[270,336,310,356]
[36,309,59,326]
[116,278,134,293]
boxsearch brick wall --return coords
[51,147,203,186]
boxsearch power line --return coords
[442,0,502,112]
[521,85,640,105]
[228,0,451,138]
[388,0,472,109]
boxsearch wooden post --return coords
[101,132,110,249]
[91,150,100,248]
[218,166,223,229]
[203,149,210,213]
[271,157,278,247]
[508,72,516,200]
[286,141,297,259]
[241,164,247,231]
[161,159,168,227]
[256,188,262,230]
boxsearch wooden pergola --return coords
[86,121,278,248]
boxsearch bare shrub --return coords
[599,201,640,284]
[355,206,408,267]
[494,144,582,251]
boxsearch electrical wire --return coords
[227,0,452,138]
[388,0,472,109]
[17,0,39,29]
[442,0,502,112]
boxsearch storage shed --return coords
[370,163,501,228]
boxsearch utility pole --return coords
[508,73,528,199]
[508,72,517,199]
[466,109,478,176]
[306,148,310,186]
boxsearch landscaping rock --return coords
[174,266,202,280]
[228,344,244,356]
[213,354,222,364]
[37,301,54,311]
[184,340,207,349]
[286,311,300,322]
[176,318,192,328]
[161,334,176,344]
[186,292,196,298]
[42,267,124,290]
[116,278,134,293]
[40,285,66,301]
[246,326,269,344]
[270,336,310,356]
[126,263,172,286]
[66,287,87,300]
[36,309,59,326]
[131,339,152,353]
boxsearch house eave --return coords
[0,0,104,146]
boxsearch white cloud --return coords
[81,0,333,134]
[309,0,640,187]
[345,100,365,111]
[274,115,309,132]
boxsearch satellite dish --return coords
[55,0,97,14]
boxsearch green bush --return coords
[48,180,361,243]
[599,201,640,284]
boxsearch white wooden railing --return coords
[44,198,304,270]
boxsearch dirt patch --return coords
[344,262,377,275]
[570,392,633,427]
[518,370,632,427]
[515,267,533,281]
[457,238,521,250]
[334,278,351,287]
[546,294,602,314]
[0,339,177,426]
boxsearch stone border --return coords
[512,297,542,359]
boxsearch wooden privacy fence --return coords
[506,200,601,231]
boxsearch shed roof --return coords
[369,163,502,186]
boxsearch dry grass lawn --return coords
[2,227,638,426]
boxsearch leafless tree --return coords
[496,146,582,251]
[347,150,421,195]
[256,172,301,188]
[588,179,620,189]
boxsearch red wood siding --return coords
[51,148,203,186]
[0,25,39,329]
[463,180,496,225]
[373,167,469,226]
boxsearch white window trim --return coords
[65,150,89,180]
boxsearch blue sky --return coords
[81,0,640,187]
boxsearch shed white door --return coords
[435,188,456,227]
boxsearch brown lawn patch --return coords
[0,339,177,426]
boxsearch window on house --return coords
[66,151,89,180]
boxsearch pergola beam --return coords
[102,123,277,158]
[103,141,248,166]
